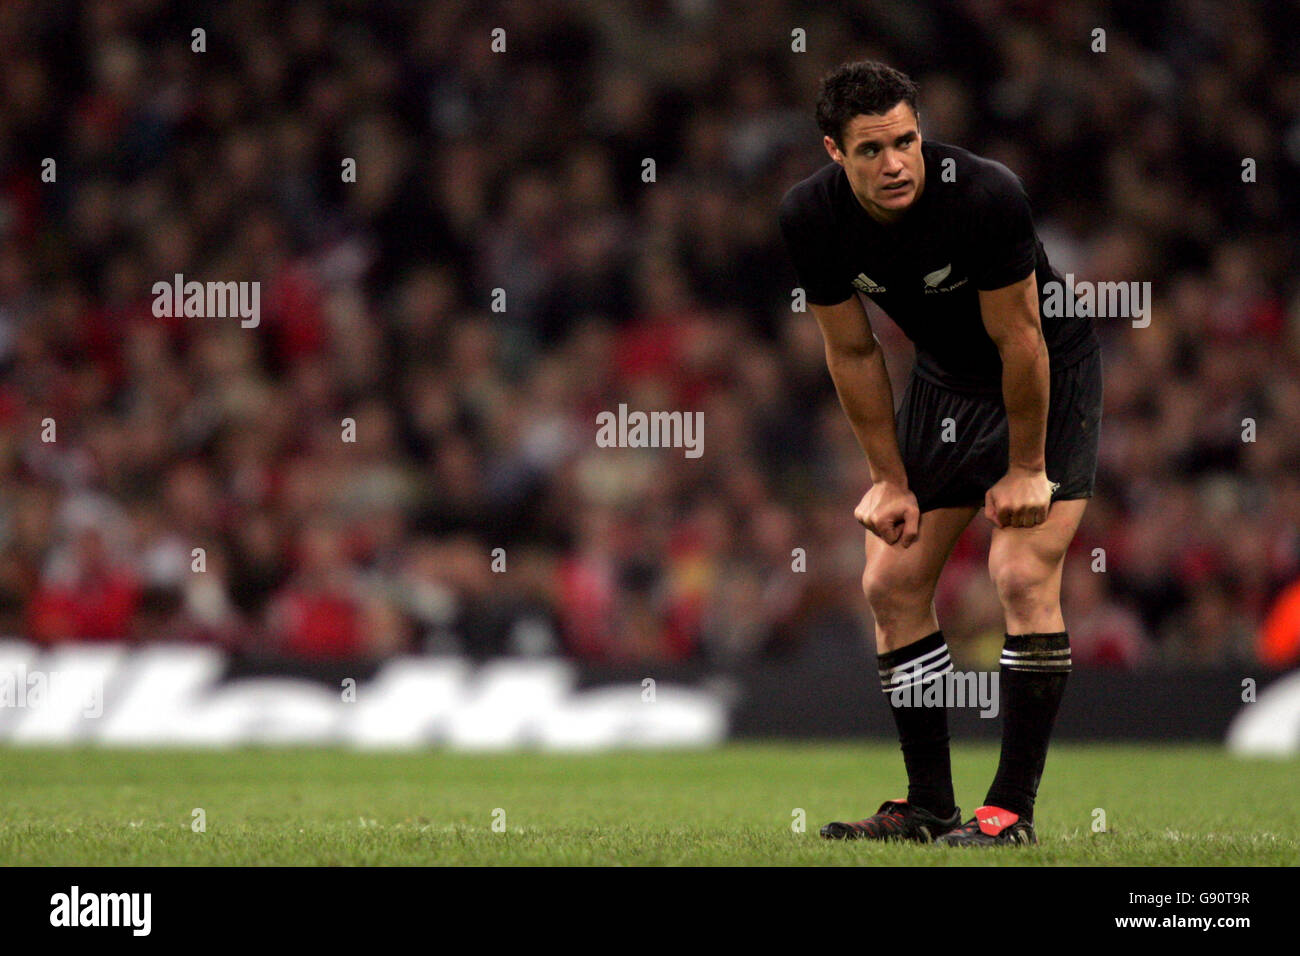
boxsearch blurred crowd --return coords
[1,0,1299,670]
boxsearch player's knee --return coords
[990,556,1054,611]
[861,561,934,619]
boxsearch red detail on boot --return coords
[974,805,1019,836]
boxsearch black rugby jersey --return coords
[779,140,1098,394]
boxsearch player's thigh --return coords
[863,504,979,603]
[988,498,1089,593]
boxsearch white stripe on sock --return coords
[878,643,950,680]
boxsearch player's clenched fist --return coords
[854,480,921,547]
[984,467,1057,528]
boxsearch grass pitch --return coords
[0,743,1295,866]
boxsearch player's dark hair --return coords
[815,60,919,148]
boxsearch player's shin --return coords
[878,630,957,819]
[983,631,1071,820]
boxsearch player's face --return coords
[824,103,924,223]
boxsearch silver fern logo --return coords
[923,264,952,287]
[922,263,968,294]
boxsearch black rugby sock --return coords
[877,630,956,819]
[984,631,1071,821]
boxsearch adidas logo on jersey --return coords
[852,273,886,294]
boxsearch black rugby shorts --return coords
[894,346,1103,513]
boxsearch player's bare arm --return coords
[979,271,1054,530]
[809,296,920,548]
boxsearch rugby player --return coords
[779,61,1101,846]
